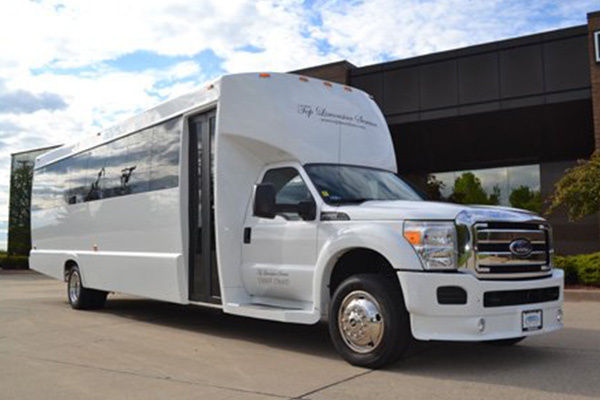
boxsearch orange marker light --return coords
[404,231,422,245]
[259,73,271,78]
[323,81,333,87]
[299,76,309,82]
[344,86,352,92]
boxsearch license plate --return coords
[522,310,543,332]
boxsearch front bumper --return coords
[397,269,564,341]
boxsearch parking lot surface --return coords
[1,271,599,400]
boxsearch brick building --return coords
[296,11,600,255]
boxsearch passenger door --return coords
[242,166,318,303]
[188,110,220,303]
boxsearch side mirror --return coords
[298,200,317,221]
[253,183,276,219]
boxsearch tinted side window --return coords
[66,152,89,204]
[121,129,152,194]
[32,167,56,210]
[261,167,313,220]
[150,118,181,191]
[102,137,130,199]
[85,146,107,201]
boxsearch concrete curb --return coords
[564,289,600,302]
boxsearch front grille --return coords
[483,286,560,307]
[474,222,552,278]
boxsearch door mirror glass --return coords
[253,183,276,219]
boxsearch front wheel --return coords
[67,266,108,310]
[329,274,411,368]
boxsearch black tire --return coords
[485,337,526,346]
[329,274,411,368]
[67,266,108,310]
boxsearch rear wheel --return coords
[329,274,411,368]
[67,266,108,310]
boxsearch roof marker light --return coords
[206,84,214,90]
[299,76,309,82]
[323,81,333,87]
[259,73,271,78]
[344,86,352,92]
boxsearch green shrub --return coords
[0,254,29,270]
[555,252,600,286]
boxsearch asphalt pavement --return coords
[1,271,599,400]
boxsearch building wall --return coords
[588,12,600,149]
[344,24,599,255]
[7,146,60,255]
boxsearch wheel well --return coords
[329,248,399,296]
[64,260,77,282]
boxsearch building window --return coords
[595,31,600,63]
[427,164,541,213]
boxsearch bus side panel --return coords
[31,188,187,304]
[29,250,70,281]
[78,252,186,303]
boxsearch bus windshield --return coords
[304,164,422,205]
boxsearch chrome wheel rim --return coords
[338,290,385,354]
[68,270,81,304]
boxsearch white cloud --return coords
[0,0,598,250]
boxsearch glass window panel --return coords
[120,129,152,194]
[85,146,108,202]
[150,118,181,191]
[262,167,313,220]
[66,152,90,204]
[427,164,541,212]
[102,137,130,198]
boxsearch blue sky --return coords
[0,0,598,250]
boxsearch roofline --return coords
[290,60,357,74]
[11,144,63,157]
[352,24,588,76]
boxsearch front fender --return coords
[312,221,422,316]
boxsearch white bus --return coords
[31,73,564,368]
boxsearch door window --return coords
[261,167,313,221]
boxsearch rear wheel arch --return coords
[64,259,78,282]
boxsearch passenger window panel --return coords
[261,168,313,221]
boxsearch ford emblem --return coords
[509,239,533,257]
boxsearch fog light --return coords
[557,309,563,323]
[477,318,486,332]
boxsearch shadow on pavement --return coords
[89,297,599,398]
[102,297,340,361]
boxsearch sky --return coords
[0,0,598,250]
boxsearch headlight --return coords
[403,221,457,270]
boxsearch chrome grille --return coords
[474,223,552,278]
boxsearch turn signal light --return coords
[404,231,422,245]
[259,73,271,78]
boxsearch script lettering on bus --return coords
[296,104,378,129]
[257,269,290,286]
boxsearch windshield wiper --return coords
[329,198,371,205]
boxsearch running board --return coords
[224,302,320,324]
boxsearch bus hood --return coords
[335,200,544,223]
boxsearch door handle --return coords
[243,227,252,244]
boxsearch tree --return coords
[8,161,34,255]
[426,175,445,201]
[449,172,499,205]
[509,185,542,214]
[547,151,600,221]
